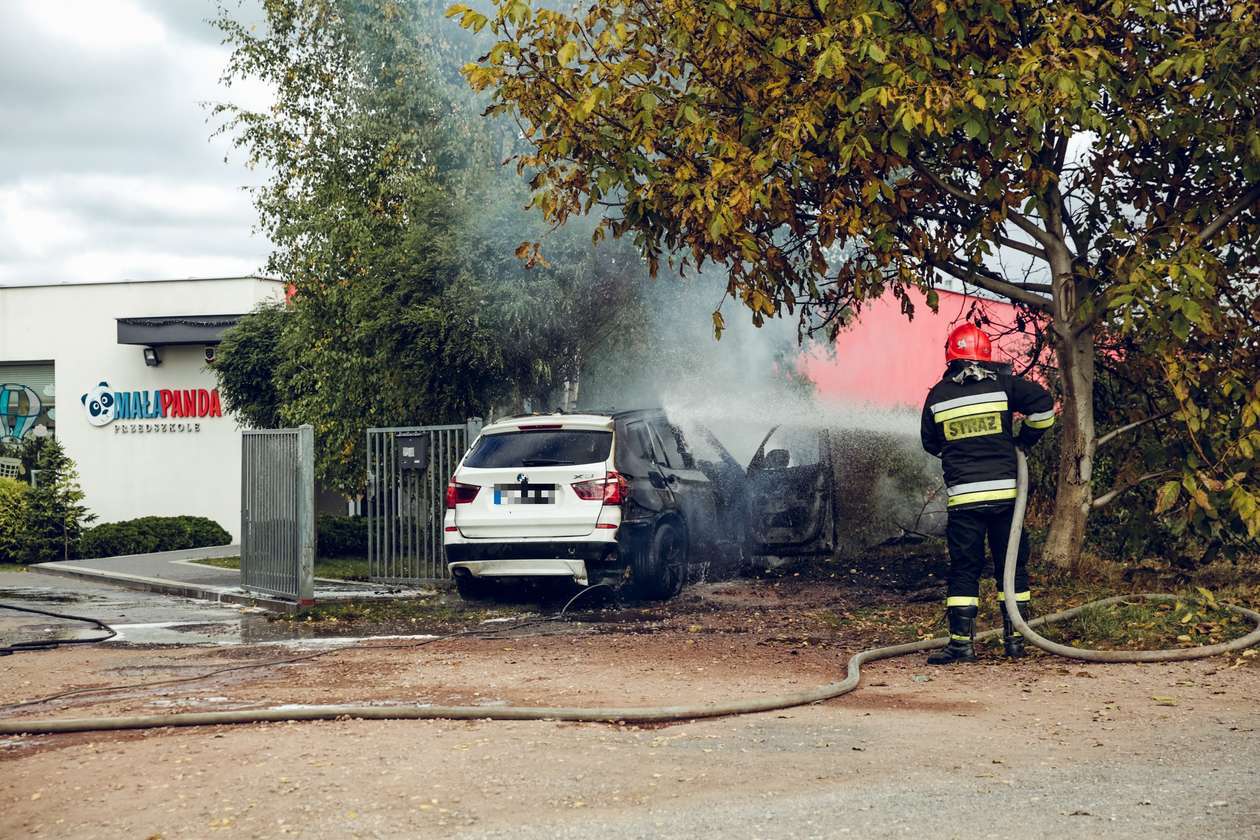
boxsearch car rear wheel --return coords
[635,521,686,600]
[454,574,496,602]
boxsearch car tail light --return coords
[445,479,479,508]
[571,471,629,505]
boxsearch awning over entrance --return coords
[116,314,245,346]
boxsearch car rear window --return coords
[463,430,613,468]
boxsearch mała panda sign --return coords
[82,381,223,433]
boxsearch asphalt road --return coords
[0,569,253,646]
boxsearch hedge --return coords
[317,515,367,558]
[79,516,231,558]
[0,477,29,562]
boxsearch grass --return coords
[0,563,28,574]
[968,564,1260,652]
[1033,595,1251,651]
[286,597,517,628]
[194,555,371,581]
[793,550,1260,656]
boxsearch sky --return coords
[0,0,271,286]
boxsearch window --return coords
[463,430,613,468]
[0,362,55,443]
[650,419,694,469]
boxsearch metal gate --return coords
[366,421,480,584]
[241,425,315,603]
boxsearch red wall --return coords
[801,288,1035,410]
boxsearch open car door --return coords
[744,426,835,568]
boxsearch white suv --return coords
[444,410,726,600]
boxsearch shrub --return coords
[317,515,367,558]
[79,516,231,558]
[18,437,93,564]
[0,477,29,562]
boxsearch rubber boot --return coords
[1003,600,1032,658]
[927,606,978,665]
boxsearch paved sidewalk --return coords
[34,546,395,613]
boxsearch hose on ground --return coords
[0,602,117,656]
[1002,449,1260,662]
[3,451,1258,735]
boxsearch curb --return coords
[32,562,299,614]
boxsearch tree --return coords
[456,0,1260,566]
[0,478,29,562]
[465,178,664,410]
[214,302,287,430]
[20,438,93,563]
[211,0,668,491]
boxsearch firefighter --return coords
[920,323,1056,664]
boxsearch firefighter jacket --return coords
[920,360,1056,510]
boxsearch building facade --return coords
[801,286,1038,409]
[0,276,285,541]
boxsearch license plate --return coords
[493,484,556,505]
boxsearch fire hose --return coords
[3,452,1259,735]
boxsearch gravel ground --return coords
[2,577,1258,839]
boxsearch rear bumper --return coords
[451,559,590,585]
[445,539,624,586]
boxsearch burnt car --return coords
[443,409,940,600]
[443,409,750,600]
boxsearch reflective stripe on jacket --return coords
[920,360,1056,509]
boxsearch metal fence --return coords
[366,421,480,584]
[241,425,315,603]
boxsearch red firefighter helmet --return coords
[945,323,992,363]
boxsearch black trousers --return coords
[945,504,1030,601]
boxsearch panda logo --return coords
[81,381,117,427]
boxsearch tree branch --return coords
[911,157,1057,251]
[994,234,1048,261]
[1014,280,1055,293]
[1095,410,1174,449]
[928,255,1053,312]
[1196,182,1260,244]
[910,157,984,204]
[1004,209,1057,250]
[1090,471,1169,510]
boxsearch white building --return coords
[0,276,286,541]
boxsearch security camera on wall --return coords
[204,346,216,364]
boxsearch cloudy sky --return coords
[0,0,272,286]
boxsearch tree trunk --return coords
[1041,233,1097,574]
[1043,322,1096,572]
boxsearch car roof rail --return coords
[490,406,664,423]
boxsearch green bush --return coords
[18,437,93,564]
[317,515,367,558]
[79,516,231,558]
[0,477,29,562]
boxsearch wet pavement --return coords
[0,569,435,648]
[34,545,395,612]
